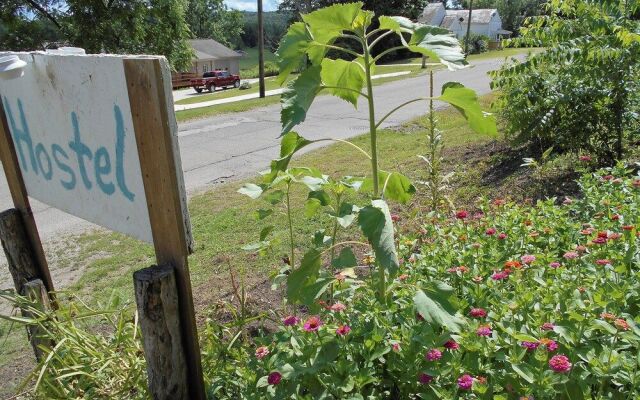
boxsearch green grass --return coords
[1,96,498,397]
[175,77,287,105]
[398,47,542,65]
[239,47,277,70]
[175,95,281,122]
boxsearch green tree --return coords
[0,0,193,71]
[458,0,545,33]
[279,0,430,20]
[0,0,63,50]
[186,0,244,47]
[491,0,640,163]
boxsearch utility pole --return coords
[464,0,473,56]
[257,0,266,98]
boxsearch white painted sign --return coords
[0,53,188,244]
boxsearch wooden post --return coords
[257,0,266,98]
[0,209,41,293]
[22,279,53,361]
[134,265,188,400]
[124,58,205,400]
[0,104,55,299]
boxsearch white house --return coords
[418,3,511,40]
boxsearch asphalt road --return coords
[0,56,509,241]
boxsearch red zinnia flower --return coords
[418,373,434,384]
[469,308,487,318]
[541,322,555,331]
[486,227,497,235]
[498,232,508,240]
[456,210,468,219]
[336,325,351,336]
[596,259,611,266]
[443,339,459,350]
[600,312,616,320]
[283,315,299,326]
[267,371,282,385]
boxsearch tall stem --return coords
[286,182,295,269]
[364,43,379,197]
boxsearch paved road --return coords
[0,56,509,241]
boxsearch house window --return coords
[203,64,209,73]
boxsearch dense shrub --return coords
[205,164,640,399]
[462,33,490,54]
[240,61,280,79]
[491,0,640,164]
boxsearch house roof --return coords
[188,39,242,60]
[444,9,498,24]
[418,3,444,24]
[441,14,462,29]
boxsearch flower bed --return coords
[204,165,640,399]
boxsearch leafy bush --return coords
[0,291,147,399]
[207,163,640,398]
[462,33,490,54]
[240,61,280,79]
[491,0,640,164]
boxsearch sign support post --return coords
[124,58,206,400]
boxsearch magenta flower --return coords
[476,325,492,337]
[579,155,592,162]
[267,371,282,385]
[303,316,322,332]
[457,374,474,390]
[426,349,442,361]
[330,302,347,312]
[443,339,459,350]
[541,322,555,331]
[562,197,573,205]
[521,255,536,264]
[255,346,269,360]
[282,315,299,326]
[596,259,611,266]
[469,308,487,318]
[418,373,434,384]
[521,341,539,351]
[592,237,607,245]
[336,325,351,336]
[563,251,579,260]
[391,343,401,352]
[541,339,558,352]
[456,210,468,219]
[498,232,508,240]
[486,227,497,236]
[549,262,561,269]
[549,354,572,373]
[491,271,509,281]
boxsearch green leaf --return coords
[287,249,321,304]
[254,209,273,220]
[259,226,274,241]
[362,171,416,204]
[276,22,311,84]
[320,58,365,107]
[438,82,498,136]
[265,132,313,183]
[298,276,335,305]
[238,183,263,199]
[263,190,285,205]
[414,288,465,333]
[383,17,467,70]
[511,363,535,383]
[358,199,399,275]
[312,230,332,247]
[331,247,357,269]
[337,202,357,228]
[315,340,340,365]
[305,198,323,217]
[281,66,322,135]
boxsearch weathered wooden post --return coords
[134,265,188,400]
[22,279,54,361]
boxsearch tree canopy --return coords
[185,0,244,48]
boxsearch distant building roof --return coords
[418,3,444,24]
[444,9,498,24]
[188,39,242,60]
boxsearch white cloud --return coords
[225,0,281,12]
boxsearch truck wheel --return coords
[207,84,215,93]
[195,88,203,93]
[234,80,240,88]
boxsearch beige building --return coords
[188,39,242,75]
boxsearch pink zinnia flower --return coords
[398,274,409,281]
[469,308,487,318]
[486,227,497,235]
[336,325,351,336]
[596,259,611,266]
[330,302,346,312]
[391,214,400,222]
[391,343,401,352]
[521,255,536,264]
[457,374,474,390]
[255,346,269,359]
[634,179,640,188]
[612,214,621,220]
[614,319,630,331]
[303,316,322,332]
[562,197,573,205]
[579,155,592,162]
[476,325,492,337]
[602,175,614,181]
[563,251,579,260]
[549,262,561,268]
[443,339,459,350]
[493,198,506,206]
[456,210,468,219]
[549,354,572,373]
[283,315,299,326]
[267,371,282,385]
[498,232,508,240]
[609,232,621,240]
[491,271,509,281]
[592,237,607,245]
[521,341,539,351]
[426,349,442,361]
[541,322,555,331]
[418,373,434,384]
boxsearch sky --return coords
[225,0,282,12]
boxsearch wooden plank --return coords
[23,279,54,362]
[0,209,42,293]
[134,265,188,400]
[0,99,56,299]
[123,58,205,400]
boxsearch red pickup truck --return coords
[190,70,241,93]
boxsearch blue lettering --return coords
[94,147,115,195]
[114,105,135,202]
[35,143,53,180]
[3,98,38,174]
[68,112,93,190]
[51,144,76,190]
